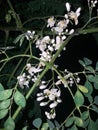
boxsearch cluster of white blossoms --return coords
[25,30,35,40]
[47,2,81,35]
[89,0,98,7]
[17,2,82,119]
[17,63,42,88]
[37,80,62,119]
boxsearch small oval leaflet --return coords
[78,85,88,93]
[74,90,84,107]
[0,99,10,110]
[4,116,15,130]
[65,117,74,127]
[75,117,83,127]
[0,109,8,119]
[32,118,42,129]
[0,89,12,101]
[14,90,26,108]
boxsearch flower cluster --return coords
[35,35,66,66]
[25,30,35,40]
[89,0,98,7]
[37,80,62,119]
[17,63,42,88]
[47,2,81,35]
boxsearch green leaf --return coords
[82,118,89,128]
[87,95,93,103]
[94,82,98,90]
[0,99,10,110]
[13,34,23,44]
[88,120,97,130]
[84,57,92,65]
[20,36,25,46]
[74,90,84,107]
[78,60,85,67]
[47,119,55,130]
[0,89,12,101]
[75,117,83,127]
[41,123,49,130]
[70,125,78,130]
[65,117,74,127]
[84,80,93,95]
[4,116,15,130]
[0,83,4,91]
[78,85,88,93]
[22,126,28,130]
[87,75,95,82]
[32,118,42,129]
[92,105,98,113]
[81,111,89,120]
[54,120,60,129]
[95,61,98,71]
[94,96,98,105]
[14,90,26,108]
[0,109,8,119]
[94,75,98,83]
[86,66,94,73]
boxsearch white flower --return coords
[55,36,62,50]
[68,8,81,25]
[65,2,81,25]
[45,111,56,119]
[40,102,48,106]
[65,2,71,12]
[37,96,45,101]
[49,101,58,108]
[39,85,47,89]
[25,30,35,40]
[47,17,55,27]
[17,73,29,88]
[69,29,74,34]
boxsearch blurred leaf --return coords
[84,57,92,65]
[94,96,98,105]
[54,120,60,129]
[0,89,12,101]
[32,118,42,129]
[88,120,97,130]
[92,105,98,113]
[95,61,98,71]
[84,80,93,95]
[94,82,98,90]
[74,90,84,107]
[94,75,98,83]
[0,83,4,91]
[65,117,74,127]
[86,66,94,73]
[0,99,10,110]
[4,116,15,130]
[47,119,55,130]
[13,34,24,44]
[41,123,49,130]
[75,117,83,127]
[0,109,8,119]
[82,118,89,128]
[78,85,88,93]
[14,90,26,108]
[87,75,95,82]
[81,111,89,120]
[70,125,78,130]
[22,126,28,130]
[78,60,85,67]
